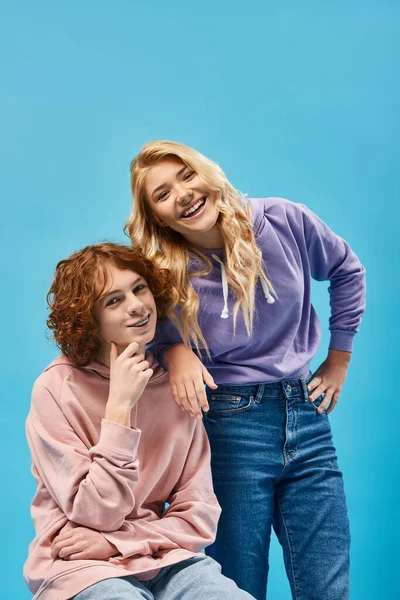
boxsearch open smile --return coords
[126,314,150,328]
[180,197,206,219]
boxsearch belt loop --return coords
[255,384,265,403]
[300,377,309,400]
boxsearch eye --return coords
[158,190,169,201]
[105,297,120,307]
[183,170,195,181]
[133,284,147,293]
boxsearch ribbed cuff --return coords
[97,418,141,458]
[329,330,356,353]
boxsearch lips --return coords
[127,315,150,328]
[180,197,206,218]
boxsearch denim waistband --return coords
[206,373,313,400]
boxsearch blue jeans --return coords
[204,374,350,600]
[70,556,255,599]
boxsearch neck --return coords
[182,224,224,249]
[98,342,147,368]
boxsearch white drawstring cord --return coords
[211,254,229,318]
[259,276,275,304]
[212,254,275,318]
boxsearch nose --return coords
[175,183,193,206]
[127,293,145,315]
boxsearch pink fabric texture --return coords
[25,354,221,600]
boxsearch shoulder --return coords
[245,197,308,237]
[31,355,80,407]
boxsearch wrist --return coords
[327,348,351,366]
[100,534,119,556]
[105,398,133,427]
[164,343,185,363]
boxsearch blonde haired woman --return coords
[126,141,366,600]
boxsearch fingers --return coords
[50,531,74,559]
[201,365,218,390]
[169,365,216,419]
[118,341,140,360]
[51,537,75,560]
[52,530,74,544]
[178,380,204,419]
[143,368,154,382]
[171,382,183,410]
[130,358,149,371]
[175,381,195,417]
[109,341,119,364]
[58,543,81,559]
[63,551,86,561]
[172,380,210,418]
[307,376,325,403]
[318,389,333,414]
[307,376,321,397]
[307,373,342,414]
[326,392,339,415]
[174,381,203,418]
[118,345,150,371]
[188,382,205,419]
[193,379,209,414]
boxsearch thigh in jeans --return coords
[273,390,350,600]
[150,556,255,600]
[203,386,284,600]
[70,576,153,600]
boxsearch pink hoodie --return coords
[24,353,221,600]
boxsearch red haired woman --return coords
[24,243,254,600]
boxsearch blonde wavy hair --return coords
[125,140,274,353]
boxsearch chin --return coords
[145,330,157,345]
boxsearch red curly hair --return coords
[47,243,174,366]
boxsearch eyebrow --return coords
[99,276,145,302]
[151,165,188,199]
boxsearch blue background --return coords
[1,1,398,598]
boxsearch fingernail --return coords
[307,385,311,391]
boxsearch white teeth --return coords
[182,198,205,218]
[130,316,149,327]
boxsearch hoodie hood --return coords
[43,351,166,384]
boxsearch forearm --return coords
[300,202,366,347]
[28,418,141,531]
[144,503,221,552]
[103,501,221,558]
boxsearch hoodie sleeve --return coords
[27,377,141,531]
[102,419,221,557]
[289,201,366,352]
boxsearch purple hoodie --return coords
[149,198,366,385]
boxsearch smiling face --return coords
[144,157,223,248]
[94,265,157,361]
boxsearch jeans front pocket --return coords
[206,393,253,416]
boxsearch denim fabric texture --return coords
[70,556,255,599]
[204,374,350,600]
